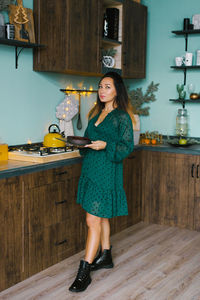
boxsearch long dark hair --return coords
[88,72,135,124]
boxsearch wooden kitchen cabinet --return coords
[141,150,200,231]
[23,162,87,277]
[0,176,28,292]
[191,156,200,231]
[122,0,147,78]
[110,151,142,234]
[33,0,102,75]
[0,152,142,291]
[33,0,147,78]
[124,151,141,226]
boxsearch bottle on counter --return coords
[0,142,8,161]
[176,108,189,137]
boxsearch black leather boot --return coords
[69,260,91,292]
[90,247,114,271]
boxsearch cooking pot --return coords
[43,124,66,147]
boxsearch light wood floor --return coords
[1,222,200,300]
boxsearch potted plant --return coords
[102,48,117,68]
[128,82,159,144]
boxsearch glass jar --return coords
[176,108,188,137]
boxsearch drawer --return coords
[23,166,73,189]
[24,178,84,233]
[28,217,87,276]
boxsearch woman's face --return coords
[98,77,117,105]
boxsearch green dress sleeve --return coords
[105,112,134,163]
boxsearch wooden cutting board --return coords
[9,0,35,43]
[8,150,80,163]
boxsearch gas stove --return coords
[8,142,80,163]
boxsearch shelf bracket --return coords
[15,46,25,69]
[185,33,188,51]
[183,68,187,85]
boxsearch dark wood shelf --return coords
[102,38,122,46]
[172,29,200,35]
[102,66,122,75]
[169,98,200,108]
[0,38,45,68]
[171,65,200,69]
[0,38,44,48]
[170,99,200,102]
[104,0,123,5]
[170,66,200,85]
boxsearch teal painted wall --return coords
[134,0,200,137]
[1,0,200,145]
[0,0,101,145]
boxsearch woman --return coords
[69,72,134,293]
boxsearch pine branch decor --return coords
[128,81,159,116]
[102,48,117,57]
[0,0,14,11]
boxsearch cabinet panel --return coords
[24,166,83,234]
[193,157,200,231]
[110,151,142,235]
[141,151,196,230]
[25,165,75,189]
[122,0,147,78]
[28,217,87,276]
[124,151,141,226]
[33,0,102,75]
[66,0,102,73]
[0,177,27,292]
[33,0,147,78]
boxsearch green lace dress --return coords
[77,109,134,218]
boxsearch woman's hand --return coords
[85,140,107,151]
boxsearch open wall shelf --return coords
[170,65,200,85]
[0,38,44,68]
[169,99,200,109]
[172,29,200,51]
[170,28,200,108]
[172,29,200,35]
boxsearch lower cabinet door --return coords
[0,177,28,292]
[28,217,87,276]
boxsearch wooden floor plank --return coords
[1,222,200,300]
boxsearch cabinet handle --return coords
[55,171,68,176]
[55,239,67,246]
[55,200,67,205]
[197,164,199,179]
[191,164,195,177]
[128,156,135,159]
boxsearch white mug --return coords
[184,52,193,66]
[175,56,183,66]
[196,50,200,65]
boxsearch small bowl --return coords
[190,93,199,100]
[67,136,91,147]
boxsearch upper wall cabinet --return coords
[33,0,147,78]
[33,0,102,76]
[123,0,147,78]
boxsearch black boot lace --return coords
[76,264,89,281]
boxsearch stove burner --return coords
[23,145,41,152]
[9,142,75,156]
[49,147,66,154]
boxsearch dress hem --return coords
[79,203,128,219]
